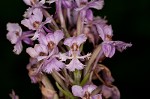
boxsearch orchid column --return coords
[7,0,132,99]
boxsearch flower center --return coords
[80,2,87,6]
[39,52,46,56]
[71,43,78,51]
[106,35,112,41]
[83,91,91,99]
[47,41,55,50]
[15,31,19,36]
[33,21,40,29]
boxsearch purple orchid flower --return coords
[75,0,104,11]
[62,34,91,71]
[6,23,23,55]
[37,30,65,73]
[72,84,102,99]
[84,16,113,42]
[23,0,46,18]
[26,44,65,74]
[102,41,132,58]
[42,57,65,73]
[38,30,64,53]
[75,0,104,21]
[94,18,113,41]
[26,44,48,61]
[21,8,52,40]
[6,23,33,54]
[66,58,86,71]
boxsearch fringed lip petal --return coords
[66,58,85,71]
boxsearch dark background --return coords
[0,0,150,99]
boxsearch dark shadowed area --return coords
[0,0,150,99]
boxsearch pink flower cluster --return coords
[6,0,132,99]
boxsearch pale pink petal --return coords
[23,7,33,18]
[31,31,40,40]
[13,42,23,55]
[21,19,35,30]
[66,58,85,71]
[76,34,87,46]
[23,0,32,6]
[64,37,74,47]
[72,85,84,98]
[34,44,48,54]
[7,23,22,34]
[114,41,132,52]
[83,84,97,94]
[103,25,113,38]
[53,30,64,45]
[75,0,81,7]
[46,30,64,45]
[31,8,43,23]
[21,8,43,31]
[88,0,104,10]
[39,44,48,54]
[102,42,115,58]
[102,43,111,57]
[46,33,55,43]
[26,47,39,58]
[58,53,68,61]
[95,24,105,41]
[7,32,18,44]
[37,56,47,61]
[40,0,46,4]
[38,33,48,45]
[43,58,65,73]
[92,94,102,99]
[86,9,93,21]
[6,23,22,44]
[64,34,87,47]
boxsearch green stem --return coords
[63,68,74,85]
[73,69,81,84]
[79,44,83,52]
[56,82,74,99]
[80,72,90,86]
[84,45,102,76]
[51,71,66,89]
